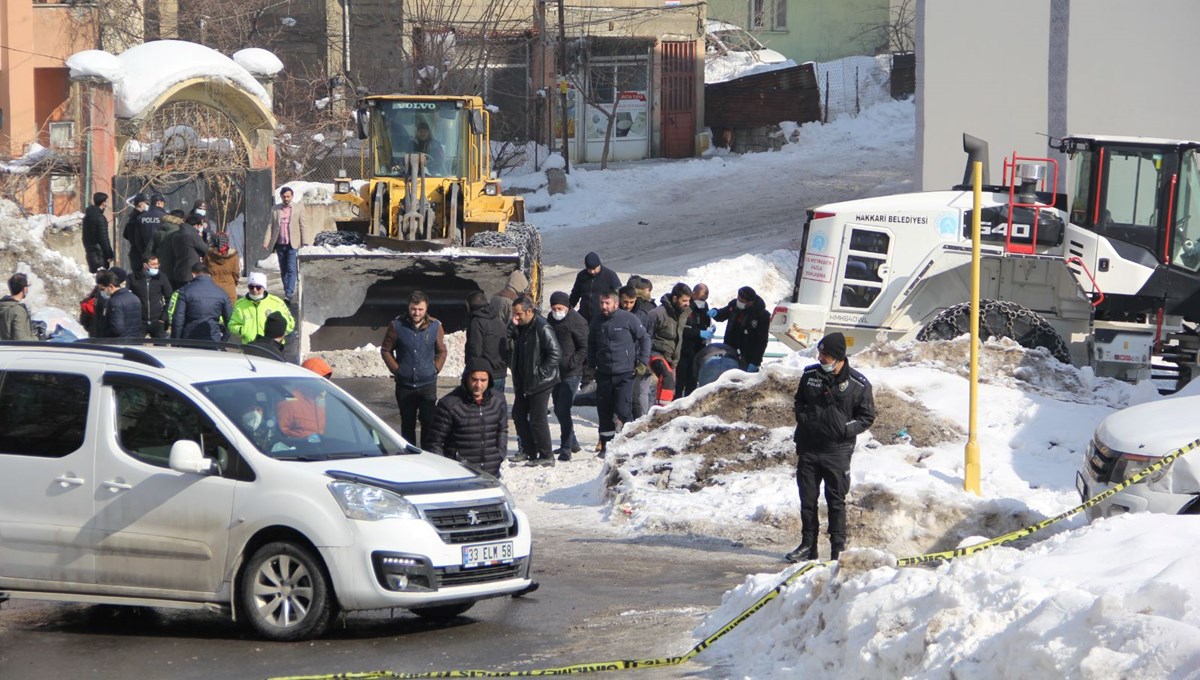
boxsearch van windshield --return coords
[197,377,410,460]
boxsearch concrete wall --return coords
[918,0,1200,191]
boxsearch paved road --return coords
[0,378,784,680]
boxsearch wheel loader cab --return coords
[1064,137,1200,321]
[373,101,463,178]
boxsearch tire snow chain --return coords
[269,437,1200,680]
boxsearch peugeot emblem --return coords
[466,510,481,525]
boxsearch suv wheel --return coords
[239,541,334,641]
[410,601,474,622]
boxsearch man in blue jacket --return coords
[588,289,650,454]
[170,263,232,342]
[380,291,447,448]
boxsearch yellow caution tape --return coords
[271,436,1200,680]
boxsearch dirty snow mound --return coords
[0,199,93,313]
[856,336,1158,408]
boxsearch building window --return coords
[49,121,74,148]
[50,175,77,194]
[750,0,786,31]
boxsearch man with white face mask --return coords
[788,332,875,564]
[228,271,294,345]
[710,285,771,372]
[546,291,588,460]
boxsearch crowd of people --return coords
[379,250,775,474]
[0,189,298,356]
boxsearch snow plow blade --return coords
[298,243,520,353]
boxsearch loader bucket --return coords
[297,247,521,353]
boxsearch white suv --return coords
[0,342,532,641]
[1077,394,1200,521]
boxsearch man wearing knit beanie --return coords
[547,290,588,460]
[787,331,876,564]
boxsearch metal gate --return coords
[661,41,697,159]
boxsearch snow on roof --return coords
[233,48,285,77]
[67,40,275,119]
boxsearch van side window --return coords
[0,371,89,457]
[113,382,235,470]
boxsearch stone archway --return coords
[70,41,280,272]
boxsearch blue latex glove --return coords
[746,363,759,373]
[707,308,719,318]
[699,327,715,340]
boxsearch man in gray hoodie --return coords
[0,273,35,341]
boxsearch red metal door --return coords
[661,41,696,159]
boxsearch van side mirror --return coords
[470,110,485,135]
[169,440,213,474]
[356,107,369,140]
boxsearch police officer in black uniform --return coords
[787,332,876,563]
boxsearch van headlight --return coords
[328,481,421,521]
[1113,453,1170,485]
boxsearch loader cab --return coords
[368,98,477,179]
[1065,136,1200,320]
[1066,137,1200,267]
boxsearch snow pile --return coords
[706,57,798,85]
[814,54,896,121]
[232,48,284,77]
[699,516,1200,678]
[66,41,274,118]
[0,199,94,313]
[603,335,1167,547]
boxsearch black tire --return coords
[505,222,543,304]
[468,224,544,303]
[239,541,335,642]
[915,299,1073,365]
[313,230,365,247]
[410,601,474,622]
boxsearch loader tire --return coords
[314,231,365,247]
[915,299,1072,365]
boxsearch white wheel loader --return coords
[770,134,1200,390]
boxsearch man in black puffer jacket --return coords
[426,357,509,477]
[788,332,875,564]
[465,290,510,396]
[510,295,560,467]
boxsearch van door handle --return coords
[102,480,133,492]
[55,475,85,487]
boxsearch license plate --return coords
[1076,472,1089,501]
[461,541,514,568]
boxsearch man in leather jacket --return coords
[510,295,561,467]
[787,332,875,563]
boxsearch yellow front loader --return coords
[299,94,541,352]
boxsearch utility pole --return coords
[558,0,569,173]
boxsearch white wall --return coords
[918,0,1200,191]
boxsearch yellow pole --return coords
[965,161,982,495]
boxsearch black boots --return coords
[785,541,819,563]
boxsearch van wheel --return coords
[239,541,334,641]
[916,299,1073,365]
[410,601,474,622]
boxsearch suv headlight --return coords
[1113,453,1170,485]
[328,481,421,521]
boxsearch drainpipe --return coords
[342,0,351,75]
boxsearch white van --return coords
[0,342,532,640]
[1077,394,1200,520]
